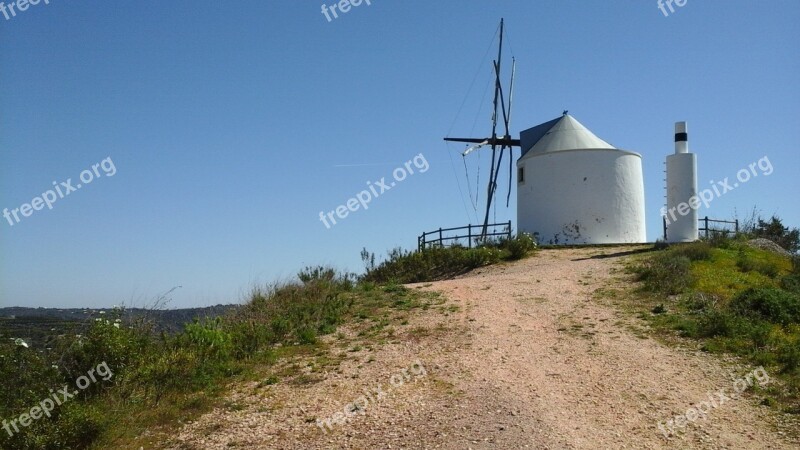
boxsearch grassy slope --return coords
[95,283,445,449]
[608,241,799,426]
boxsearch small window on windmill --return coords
[518,166,524,184]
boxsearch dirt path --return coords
[167,247,797,449]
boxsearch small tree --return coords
[360,247,376,273]
[750,215,800,253]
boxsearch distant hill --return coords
[0,305,241,349]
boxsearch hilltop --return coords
[2,238,798,449]
[166,246,798,449]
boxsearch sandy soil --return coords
[166,247,798,450]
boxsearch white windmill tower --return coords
[515,114,647,244]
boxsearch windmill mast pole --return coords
[506,57,516,207]
[481,18,504,239]
[443,19,521,241]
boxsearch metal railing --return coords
[662,216,739,241]
[418,221,512,251]
[698,216,739,239]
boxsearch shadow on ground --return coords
[570,246,656,261]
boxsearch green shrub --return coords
[298,265,336,284]
[783,257,800,294]
[225,319,275,358]
[747,322,774,350]
[297,327,318,344]
[503,233,537,260]
[298,266,356,291]
[363,246,502,284]
[696,309,740,338]
[736,253,780,277]
[240,282,351,345]
[707,232,736,249]
[362,235,536,284]
[463,247,501,267]
[0,342,62,415]
[382,281,407,294]
[684,292,719,312]
[781,274,800,295]
[180,318,233,360]
[0,402,106,450]
[778,337,800,373]
[775,325,800,376]
[134,348,204,401]
[634,252,693,294]
[730,288,800,326]
[55,402,106,448]
[671,242,713,261]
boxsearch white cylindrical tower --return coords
[516,114,647,245]
[665,121,698,242]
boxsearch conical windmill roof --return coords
[519,114,616,159]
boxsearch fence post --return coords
[663,216,667,241]
[735,219,739,236]
[438,228,443,247]
[507,220,512,240]
[468,224,472,248]
[704,216,709,239]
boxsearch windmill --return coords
[444,18,521,239]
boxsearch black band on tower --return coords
[675,132,688,142]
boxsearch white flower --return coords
[14,338,29,348]
[113,323,120,329]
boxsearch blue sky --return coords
[1,1,798,309]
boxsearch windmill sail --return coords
[444,19,522,239]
